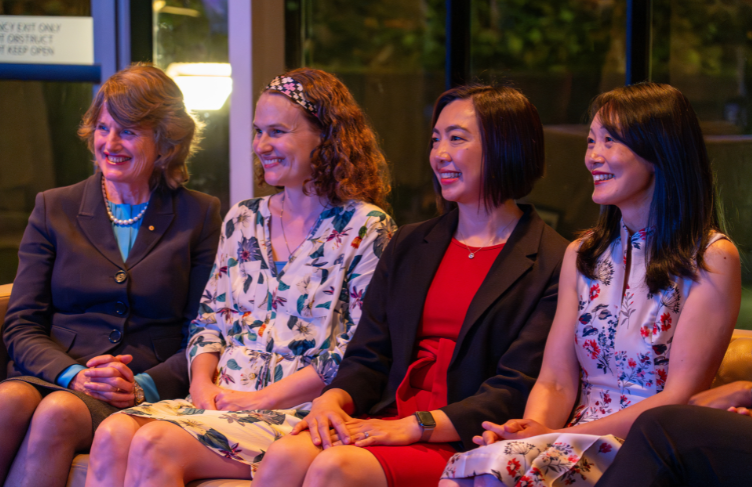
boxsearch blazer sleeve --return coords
[143,195,222,398]
[440,260,563,449]
[3,192,80,383]
[323,226,405,415]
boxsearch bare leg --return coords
[125,420,250,487]
[253,432,323,487]
[5,391,93,487]
[86,414,154,487]
[0,381,42,482]
[303,445,387,487]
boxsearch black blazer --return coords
[326,204,568,450]
[3,174,222,399]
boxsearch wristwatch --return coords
[133,381,146,405]
[414,411,436,442]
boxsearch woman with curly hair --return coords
[84,68,396,486]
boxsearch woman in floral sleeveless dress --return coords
[85,68,396,486]
[440,83,742,487]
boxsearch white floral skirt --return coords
[441,433,623,486]
[120,399,309,477]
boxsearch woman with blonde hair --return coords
[85,68,396,487]
[0,64,221,487]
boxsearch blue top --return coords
[109,201,148,261]
[56,200,159,403]
[274,260,286,275]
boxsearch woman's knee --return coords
[0,381,42,419]
[265,432,321,465]
[91,414,140,456]
[31,391,91,442]
[128,421,181,467]
[307,446,368,482]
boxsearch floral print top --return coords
[187,196,396,395]
[570,222,725,425]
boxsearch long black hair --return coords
[578,82,721,294]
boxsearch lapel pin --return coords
[148,225,155,231]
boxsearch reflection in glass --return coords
[470,0,621,241]
[0,0,92,283]
[298,0,446,225]
[654,1,752,328]
[154,0,230,214]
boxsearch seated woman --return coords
[0,64,221,487]
[594,381,752,486]
[84,68,396,486]
[252,84,569,487]
[439,82,742,487]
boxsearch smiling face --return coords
[252,92,322,190]
[586,113,656,217]
[94,105,158,189]
[430,98,484,206]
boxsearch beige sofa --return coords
[2,282,752,486]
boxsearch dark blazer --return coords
[326,204,568,450]
[3,174,222,399]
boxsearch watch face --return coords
[416,411,437,428]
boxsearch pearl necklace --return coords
[101,177,150,226]
[456,217,517,259]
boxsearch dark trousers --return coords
[596,405,752,486]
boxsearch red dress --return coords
[364,239,504,487]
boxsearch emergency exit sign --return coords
[0,16,93,65]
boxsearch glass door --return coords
[0,0,94,283]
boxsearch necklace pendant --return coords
[468,253,475,259]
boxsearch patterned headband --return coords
[265,76,318,117]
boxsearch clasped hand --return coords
[472,418,555,446]
[68,354,137,408]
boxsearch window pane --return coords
[0,0,92,284]
[470,0,621,240]
[154,0,231,215]
[298,0,446,225]
[654,0,752,329]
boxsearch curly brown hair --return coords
[256,68,390,209]
[78,63,203,190]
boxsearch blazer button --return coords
[109,329,122,343]
[115,270,127,283]
[114,301,128,315]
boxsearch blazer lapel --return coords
[125,187,175,269]
[77,174,125,267]
[453,205,544,360]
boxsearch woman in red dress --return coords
[253,84,569,487]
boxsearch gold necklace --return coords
[456,217,517,259]
[279,194,321,258]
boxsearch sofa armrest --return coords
[0,283,12,381]
[712,331,752,388]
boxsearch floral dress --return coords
[121,196,396,474]
[442,223,725,486]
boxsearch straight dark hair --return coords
[430,85,545,213]
[577,82,720,294]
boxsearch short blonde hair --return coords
[78,63,203,190]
